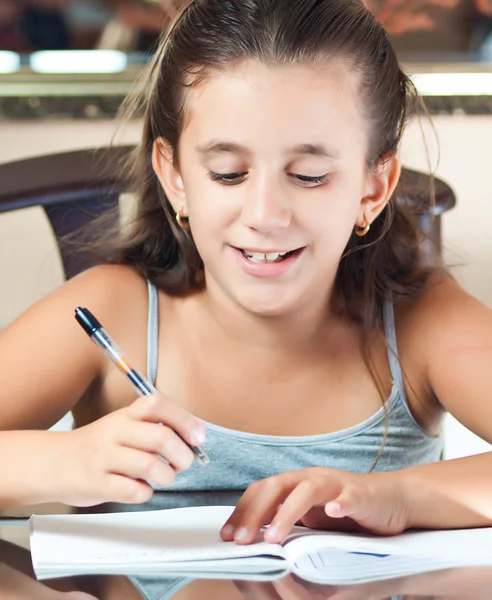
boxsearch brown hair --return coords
[96,0,438,465]
[108,0,433,324]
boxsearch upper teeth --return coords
[244,251,289,262]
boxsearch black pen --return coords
[75,307,209,467]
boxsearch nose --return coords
[240,175,292,233]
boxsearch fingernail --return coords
[191,428,206,445]
[325,501,343,516]
[234,527,249,542]
[265,524,279,540]
[221,524,235,539]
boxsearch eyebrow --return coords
[195,141,340,160]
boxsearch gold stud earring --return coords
[176,208,190,229]
[355,216,370,237]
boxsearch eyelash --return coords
[208,171,328,187]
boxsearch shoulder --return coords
[65,263,148,308]
[1,264,154,375]
[0,265,155,429]
[397,271,490,353]
[397,271,492,434]
[24,264,150,332]
[63,263,148,300]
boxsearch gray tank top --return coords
[129,281,438,600]
[146,281,443,495]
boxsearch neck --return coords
[197,279,340,354]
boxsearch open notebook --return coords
[30,505,492,583]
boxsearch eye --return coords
[208,171,247,185]
[290,174,329,188]
[208,171,328,187]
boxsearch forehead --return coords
[180,60,369,155]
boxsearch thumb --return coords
[324,486,363,519]
[324,484,405,535]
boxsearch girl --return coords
[1,0,492,582]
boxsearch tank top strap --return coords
[383,297,408,404]
[146,280,159,386]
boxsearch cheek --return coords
[187,198,233,257]
[184,176,240,241]
[301,191,361,248]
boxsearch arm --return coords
[0,265,204,509]
[396,276,492,529]
[221,276,492,544]
[0,267,109,507]
[0,268,110,431]
[400,452,492,529]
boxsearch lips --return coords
[230,246,305,278]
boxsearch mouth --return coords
[237,248,303,264]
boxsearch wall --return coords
[400,115,492,459]
[0,116,491,458]
[0,120,141,328]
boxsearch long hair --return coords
[94,0,439,467]
[110,0,432,316]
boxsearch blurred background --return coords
[0,0,183,53]
[0,0,491,458]
[0,0,490,57]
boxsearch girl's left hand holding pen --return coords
[221,467,408,545]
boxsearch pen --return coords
[74,306,209,467]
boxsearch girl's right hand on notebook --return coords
[52,394,206,507]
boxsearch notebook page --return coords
[36,556,289,581]
[282,526,492,565]
[291,549,489,585]
[30,505,286,572]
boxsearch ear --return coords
[356,153,401,228]
[152,137,188,217]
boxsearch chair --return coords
[0,146,456,280]
[395,167,456,263]
[0,145,133,280]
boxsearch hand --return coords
[221,467,409,545]
[50,394,206,507]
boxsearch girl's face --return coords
[155,60,399,317]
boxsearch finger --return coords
[118,419,195,471]
[221,476,298,545]
[109,445,177,488]
[105,474,153,504]
[128,394,206,447]
[325,485,369,521]
[324,485,361,519]
[265,476,342,543]
[301,508,369,534]
[324,486,397,535]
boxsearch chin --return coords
[235,288,299,318]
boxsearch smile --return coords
[240,249,297,264]
[231,246,305,278]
